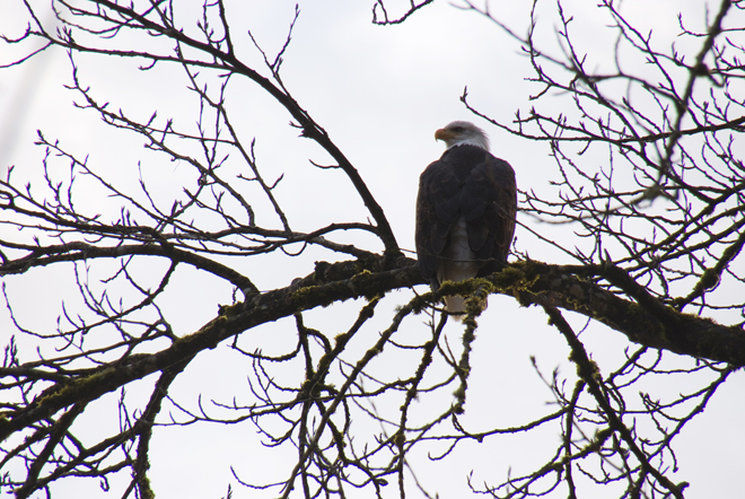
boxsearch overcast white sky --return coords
[1,1,744,498]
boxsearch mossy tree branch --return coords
[2,256,742,444]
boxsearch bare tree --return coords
[1,0,744,498]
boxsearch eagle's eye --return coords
[452,126,463,132]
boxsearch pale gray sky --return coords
[1,1,743,498]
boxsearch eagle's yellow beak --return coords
[434,128,453,141]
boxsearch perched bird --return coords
[415,121,517,319]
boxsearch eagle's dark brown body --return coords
[415,143,517,316]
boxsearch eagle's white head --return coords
[434,121,489,151]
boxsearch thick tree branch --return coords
[2,257,743,444]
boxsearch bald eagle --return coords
[415,121,517,319]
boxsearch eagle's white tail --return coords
[443,294,487,321]
[438,217,485,321]
[444,295,467,320]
